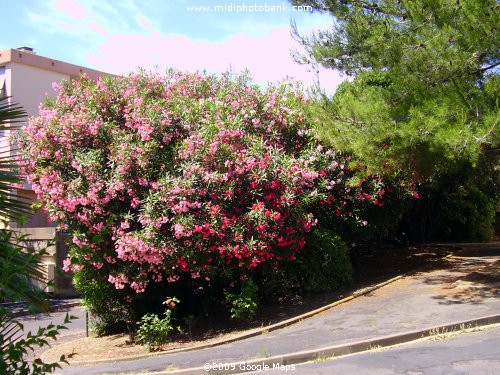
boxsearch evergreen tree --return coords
[292,0,499,180]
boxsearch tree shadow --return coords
[420,244,500,305]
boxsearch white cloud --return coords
[85,26,343,94]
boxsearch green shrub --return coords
[296,228,352,293]
[258,228,352,299]
[429,185,495,242]
[312,178,416,245]
[21,71,385,330]
[400,164,497,243]
[224,279,259,321]
[135,298,179,351]
[72,266,133,336]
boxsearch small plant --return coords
[0,310,76,374]
[258,347,270,358]
[314,353,335,363]
[225,279,258,321]
[135,297,179,351]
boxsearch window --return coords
[0,65,5,98]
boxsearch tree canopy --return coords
[291,0,499,181]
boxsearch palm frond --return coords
[0,228,50,312]
[0,97,31,222]
[0,97,49,313]
[0,96,26,129]
[0,309,24,351]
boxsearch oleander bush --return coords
[18,71,404,331]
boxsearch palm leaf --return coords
[0,309,24,352]
[0,97,26,127]
[0,97,72,373]
[0,97,31,222]
[0,224,49,312]
[0,97,49,312]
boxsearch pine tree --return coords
[292,0,499,180]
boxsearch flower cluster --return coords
[19,71,381,295]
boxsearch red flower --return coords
[201,223,213,238]
[176,258,189,271]
[265,193,276,202]
[270,180,281,189]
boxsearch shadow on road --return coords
[418,244,500,305]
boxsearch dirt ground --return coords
[40,243,485,364]
[40,329,250,364]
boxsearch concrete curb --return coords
[51,301,82,313]
[144,315,500,375]
[67,275,405,367]
[2,299,81,317]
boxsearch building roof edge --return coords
[0,48,117,80]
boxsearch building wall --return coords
[15,189,54,228]
[9,61,69,116]
[0,65,11,152]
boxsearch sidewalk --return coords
[56,243,499,375]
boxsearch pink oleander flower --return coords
[18,69,398,304]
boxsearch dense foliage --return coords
[19,72,395,328]
[291,0,499,240]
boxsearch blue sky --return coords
[1,0,344,93]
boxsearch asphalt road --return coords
[260,325,500,375]
[18,306,87,339]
